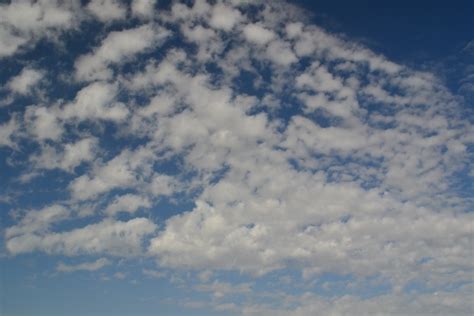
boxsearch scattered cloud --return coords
[1,0,472,315]
[57,257,111,272]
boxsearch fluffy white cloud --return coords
[0,0,79,57]
[24,106,63,141]
[195,280,252,299]
[2,1,473,314]
[105,194,151,216]
[131,0,156,18]
[7,67,43,95]
[266,40,297,65]
[6,204,70,239]
[61,82,128,122]
[86,0,126,22]
[31,137,98,172]
[209,3,242,31]
[75,24,170,81]
[68,145,160,201]
[242,23,275,45]
[0,117,19,148]
[0,27,27,57]
[6,217,157,256]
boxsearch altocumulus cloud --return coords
[0,0,473,315]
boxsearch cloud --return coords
[68,146,157,201]
[56,257,111,272]
[0,0,79,57]
[142,268,166,279]
[24,106,63,141]
[209,3,242,31]
[242,23,275,45]
[31,137,98,172]
[0,116,19,148]
[266,40,297,65]
[131,0,157,18]
[105,194,151,216]
[238,284,474,316]
[1,1,473,314]
[5,204,70,239]
[74,24,170,81]
[7,67,44,95]
[86,0,126,22]
[6,217,157,256]
[61,82,128,122]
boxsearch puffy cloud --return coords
[61,82,128,122]
[6,217,157,256]
[68,145,160,201]
[5,204,70,239]
[86,0,126,22]
[266,40,297,65]
[56,257,111,272]
[209,3,242,31]
[2,0,473,313]
[7,67,44,95]
[0,116,19,148]
[0,0,79,57]
[69,150,137,201]
[105,194,151,216]
[242,23,275,45]
[24,106,63,141]
[31,137,98,172]
[74,24,170,81]
[0,27,27,57]
[131,0,157,18]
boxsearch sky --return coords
[0,1,473,315]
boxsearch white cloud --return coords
[74,24,170,81]
[69,146,157,201]
[6,204,70,239]
[0,27,27,57]
[56,257,111,272]
[32,137,98,172]
[6,217,157,256]
[195,280,252,299]
[86,0,126,22]
[69,151,137,201]
[131,0,156,18]
[105,194,151,216]
[0,116,19,148]
[61,82,128,122]
[242,23,275,45]
[7,68,43,95]
[0,0,79,57]
[209,3,242,31]
[2,1,473,313]
[266,40,297,65]
[25,106,63,141]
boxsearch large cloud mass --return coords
[1,0,473,315]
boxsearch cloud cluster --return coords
[1,0,472,315]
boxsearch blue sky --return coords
[0,1,473,315]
